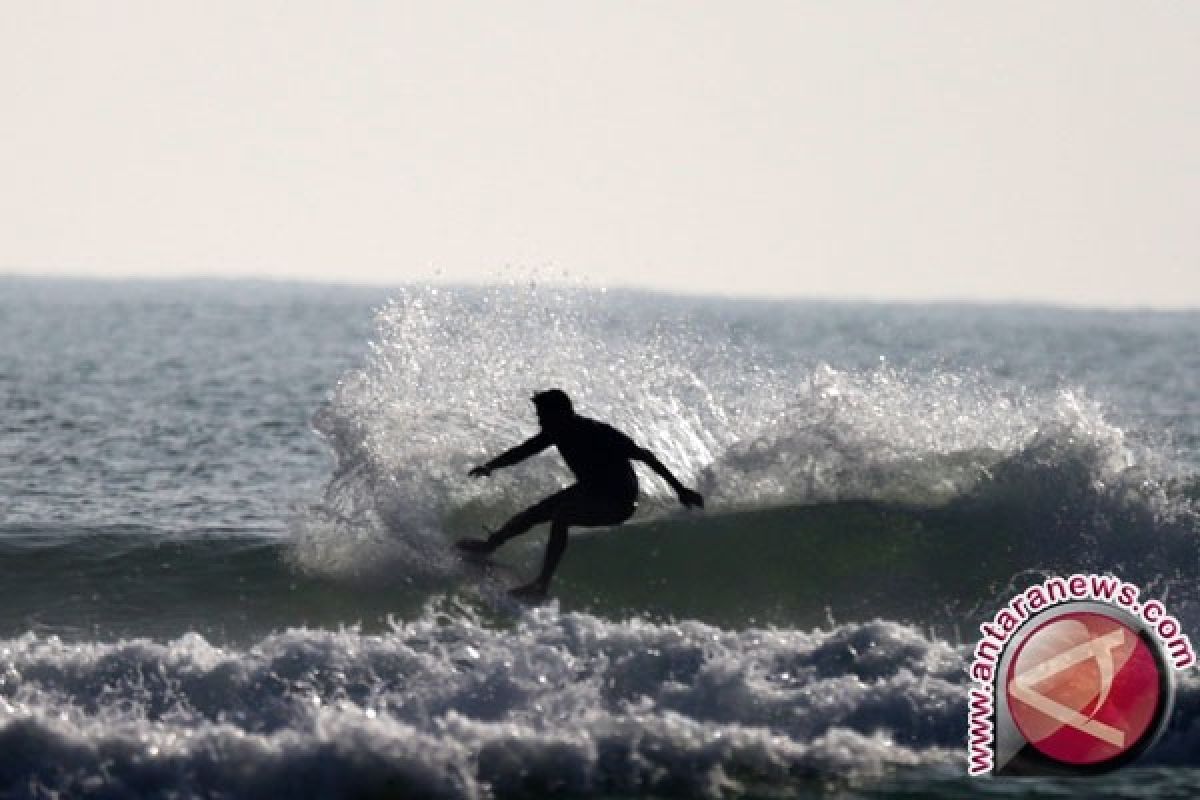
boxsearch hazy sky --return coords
[2,2,1197,307]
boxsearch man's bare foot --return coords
[508,581,549,603]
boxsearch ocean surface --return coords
[0,277,1196,798]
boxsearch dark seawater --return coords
[0,277,1197,798]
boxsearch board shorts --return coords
[528,483,637,528]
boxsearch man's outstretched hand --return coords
[678,487,704,509]
[468,465,492,478]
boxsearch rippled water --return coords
[0,277,1196,798]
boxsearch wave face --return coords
[4,476,1195,642]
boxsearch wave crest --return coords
[291,287,1196,605]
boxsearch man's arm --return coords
[632,447,704,509]
[469,432,552,477]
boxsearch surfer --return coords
[458,389,704,600]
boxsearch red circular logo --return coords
[1005,610,1163,766]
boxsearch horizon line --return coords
[1,270,1197,314]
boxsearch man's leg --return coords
[534,514,571,592]
[489,488,570,547]
[456,488,570,554]
[511,488,636,598]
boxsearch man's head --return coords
[532,388,574,431]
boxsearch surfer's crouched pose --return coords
[459,388,704,600]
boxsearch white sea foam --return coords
[3,603,1195,797]
[0,605,975,797]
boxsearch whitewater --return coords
[0,277,1196,798]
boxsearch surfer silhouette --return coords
[458,389,704,601]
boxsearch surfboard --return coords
[455,548,522,584]
[451,541,546,614]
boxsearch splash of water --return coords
[291,286,1194,586]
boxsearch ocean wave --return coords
[285,286,1197,621]
[4,453,1196,641]
[0,603,1195,798]
[0,606,964,798]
